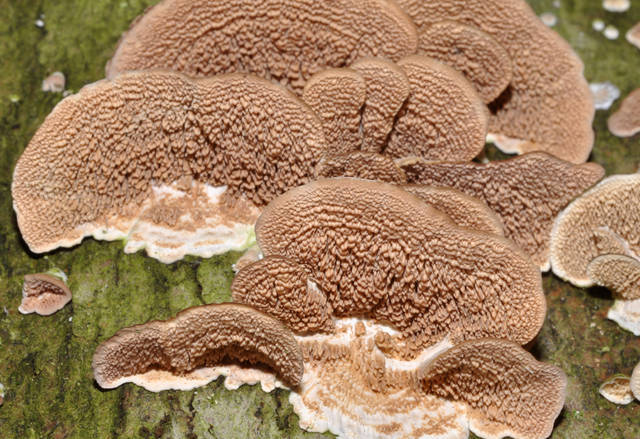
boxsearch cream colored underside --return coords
[607,298,640,335]
[70,181,259,263]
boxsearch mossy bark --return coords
[0,0,639,437]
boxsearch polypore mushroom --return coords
[12,71,327,262]
[302,69,366,153]
[608,88,640,137]
[256,178,545,349]
[92,303,304,390]
[631,361,640,401]
[587,254,640,300]
[550,174,640,286]
[627,22,640,49]
[231,256,334,334]
[419,338,567,439]
[599,375,634,405]
[314,151,408,184]
[417,21,512,103]
[106,0,418,94]
[385,55,488,161]
[19,272,71,316]
[396,0,594,163]
[350,58,411,152]
[398,152,604,270]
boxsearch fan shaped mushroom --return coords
[350,57,411,152]
[396,0,594,163]
[19,272,72,316]
[12,71,327,262]
[92,303,304,390]
[398,152,604,270]
[106,0,418,94]
[627,22,640,50]
[550,174,640,286]
[256,178,545,349]
[384,55,488,161]
[417,21,512,103]
[231,256,334,334]
[608,88,640,137]
[587,254,640,300]
[599,375,634,405]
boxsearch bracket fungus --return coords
[632,361,640,401]
[106,0,418,94]
[396,0,594,163]
[19,272,71,316]
[599,375,635,405]
[255,178,545,349]
[587,254,640,300]
[315,151,408,184]
[231,256,334,334]
[12,70,327,262]
[398,152,604,270]
[92,303,304,391]
[608,88,640,137]
[627,22,640,50]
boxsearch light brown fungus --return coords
[19,273,72,316]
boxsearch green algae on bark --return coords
[1,0,640,438]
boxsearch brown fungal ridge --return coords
[19,273,72,316]
[384,55,488,161]
[396,0,594,163]
[398,152,604,270]
[92,303,304,389]
[608,88,640,137]
[314,151,407,184]
[587,254,640,300]
[420,339,567,439]
[12,70,327,254]
[256,178,545,349]
[417,20,512,103]
[231,256,334,334]
[106,0,418,94]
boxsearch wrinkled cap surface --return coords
[599,375,634,405]
[92,303,304,389]
[106,0,418,94]
[256,178,545,348]
[314,151,407,184]
[19,273,72,316]
[587,254,640,300]
[12,71,326,254]
[399,152,604,270]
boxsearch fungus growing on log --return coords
[627,23,640,49]
[396,0,594,163]
[417,21,512,103]
[106,0,418,94]
[420,339,567,439]
[608,88,640,137]
[350,58,411,152]
[587,254,640,300]
[599,375,634,405]
[19,272,71,316]
[12,71,326,262]
[231,256,334,334]
[398,152,604,270]
[302,69,366,153]
[314,152,407,184]
[550,174,640,286]
[92,303,304,390]
[385,55,488,161]
[256,178,545,349]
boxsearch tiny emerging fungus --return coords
[599,375,634,405]
[627,22,640,50]
[19,272,71,316]
[92,303,304,390]
[608,88,640,137]
[398,152,604,270]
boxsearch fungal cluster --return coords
[10,0,640,437]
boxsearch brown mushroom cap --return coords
[608,88,640,137]
[19,273,72,316]
[398,152,604,270]
[12,71,326,254]
[626,22,640,50]
[92,303,304,389]
[314,151,407,184]
[402,184,504,236]
[256,178,545,348]
[550,174,640,286]
[631,361,640,401]
[384,55,488,161]
[418,20,512,103]
[599,374,634,405]
[396,0,594,163]
[420,338,567,439]
[302,69,366,154]
[587,254,640,300]
[350,58,411,152]
[231,256,334,334]
[106,0,418,94]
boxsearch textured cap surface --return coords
[314,152,407,184]
[19,273,72,316]
[608,88,640,137]
[587,254,640,300]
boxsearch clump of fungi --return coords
[13,0,639,437]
